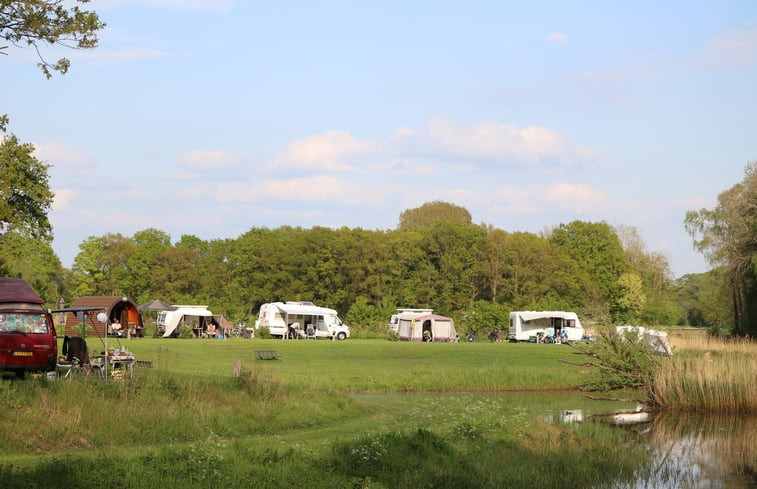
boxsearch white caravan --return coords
[508,311,584,342]
[615,325,673,356]
[257,302,350,340]
[387,308,433,332]
[158,305,219,338]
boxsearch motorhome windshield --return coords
[0,312,50,334]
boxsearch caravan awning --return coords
[518,311,570,321]
[275,303,335,316]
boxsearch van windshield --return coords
[0,313,50,334]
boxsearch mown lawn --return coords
[87,337,592,392]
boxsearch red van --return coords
[0,278,58,377]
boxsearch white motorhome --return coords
[157,305,223,338]
[387,308,433,332]
[508,311,584,342]
[257,302,350,340]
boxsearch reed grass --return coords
[653,336,757,412]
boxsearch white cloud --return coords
[216,175,390,206]
[268,130,377,172]
[480,183,608,216]
[52,188,76,212]
[266,117,602,175]
[179,150,240,169]
[33,143,94,177]
[547,33,567,43]
[697,28,757,68]
[544,182,608,213]
[417,116,600,167]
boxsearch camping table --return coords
[91,354,136,379]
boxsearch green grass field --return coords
[0,337,648,488]
[96,337,591,391]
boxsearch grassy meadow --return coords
[1,334,754,488]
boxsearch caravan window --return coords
[566,319,575,328]
[0,313,49,334]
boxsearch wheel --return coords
[465,333,476,342]
[337,332,346,340]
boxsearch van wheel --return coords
[337,332,346,340]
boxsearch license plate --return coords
[13,351,33,357]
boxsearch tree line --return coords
[1,198,722,334]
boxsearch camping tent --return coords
[397,313,457,342]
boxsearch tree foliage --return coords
[550,221,631,321]
[685,162,757,335]
[0,131,54,242]
[562,325,669,399]
[1,0,105,78]
[398,201,473,229]
[60,203,684,329]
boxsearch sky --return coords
[2,1,756,278]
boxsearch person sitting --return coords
[206,323,216,338]
[306,323,315,338]
[111,319,123,337]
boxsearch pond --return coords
[352,391,757,488]
[599,411,757,489]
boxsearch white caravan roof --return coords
[516,311,579,322]
[274,302,338,316]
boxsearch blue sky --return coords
[3,1,756,277]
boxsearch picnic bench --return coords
[254,350,279,360]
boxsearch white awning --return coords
[518,311,570,321]
[275,302,336,316]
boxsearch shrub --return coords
[257,326,271,339]
[178,324,193,339]
[73,322,91,338]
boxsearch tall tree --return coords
[549,221,630,322]
[477,225,509,303]
[0,132,54,241]
[1,0,105,78]
[398,201,473,229]
[0,230,64,304]
[685,161,757,335]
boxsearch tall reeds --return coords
[653,336,757,412]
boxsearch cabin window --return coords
[0,313,49,334]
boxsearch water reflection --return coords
[602,412,757,489]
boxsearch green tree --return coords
[398,201,473,229]
[0,132,54,241]
[0,230,64,304]
[674,271,731,328]
[477,225,509,302]
[127,228,171,302]
[614,272,646,323]
[70,233,135,296]
[150,246,203,303]
[685,161,757,335]
[549,221,630,322]
[1,0,105,78]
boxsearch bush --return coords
[257,326,271,339]
[178,324,193,339]
[73,322,91,338]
